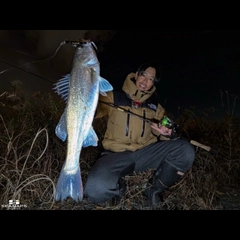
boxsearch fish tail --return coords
[54,165,83,202]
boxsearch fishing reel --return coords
[161,116,175,129]
[161,116,180,139]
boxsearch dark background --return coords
[1,30,239,119]
[97,30,240,118]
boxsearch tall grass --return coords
[0,82,239,210]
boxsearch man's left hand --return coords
[151,123,172,136]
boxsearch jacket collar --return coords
[122,73,156,102]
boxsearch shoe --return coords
[142,161,184,206]
[118,178,127,197]
[108,178,127,206]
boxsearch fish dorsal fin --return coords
[53,74,70,102]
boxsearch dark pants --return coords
[84,138,195,204]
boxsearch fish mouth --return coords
[64,39,98,52]
[79,39,90,45]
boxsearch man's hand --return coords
[151,122,172,136]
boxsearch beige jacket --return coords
[95,73,166,152]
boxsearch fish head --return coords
[75,39,99,67]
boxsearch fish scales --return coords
[53,40,113,202]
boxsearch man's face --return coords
[135,67,156,91]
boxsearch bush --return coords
[0,84,239,210]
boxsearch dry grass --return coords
[0,83,240,210]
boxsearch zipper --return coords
[126,109,130,136]
[141,110,146,137]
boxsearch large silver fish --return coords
[53,39,113,202]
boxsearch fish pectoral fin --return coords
[55,110,67,141]
[82,126,98,147]
[99,77,113,94]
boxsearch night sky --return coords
[97,30,240,118]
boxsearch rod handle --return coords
[190,140,211,152]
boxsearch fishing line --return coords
[0,40,66,76]
[11,49,36,57]
[0,40,38,58]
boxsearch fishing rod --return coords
[0,59,55,83]
[0,39,95,83]
[99,100,154,125]
[99,100,218,154]
[99,100,180,130]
